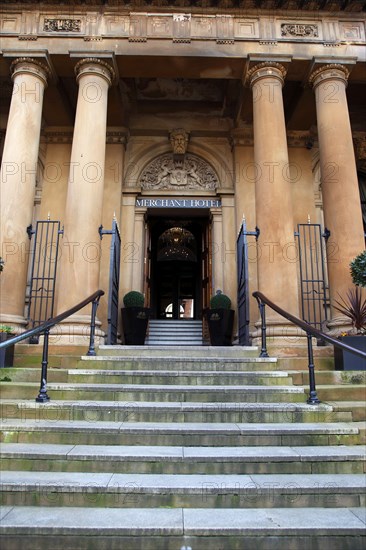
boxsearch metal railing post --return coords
[36,328,50,403]
[87,297,101,356]
[306,332,320,405]
[255,297,269,358]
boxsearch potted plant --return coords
[0,325,15,368]
[121,291,150,345]
[333,285,366,371]
[350,250,366,288]
[205,291,234,346]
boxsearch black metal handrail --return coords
[0,289,104,403]
[253,291,366,405]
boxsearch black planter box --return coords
[121,307,150,345]
[334,336,366,371]
[206,308,234,346]
[0,333,15,368]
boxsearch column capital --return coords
[10,57,50,87]
[247,62,287,89]
[74,57,115,87]
[309,64,349,89]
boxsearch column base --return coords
[49,314,105,346]
[251,318,310,357]
[0,313,27,333]
[326,315,354,338]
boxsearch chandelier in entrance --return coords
[157,227,197,262]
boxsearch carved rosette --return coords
[140,153,218,191]
[247,62,287,88]
[309,64,349,89]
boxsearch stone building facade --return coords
[0,0,365,347]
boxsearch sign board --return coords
[135,197,221,209]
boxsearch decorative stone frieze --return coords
[140,153,218,191]
[44,19,81,32]
[281,24,318,38]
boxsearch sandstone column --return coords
[0,58,49,330]
[309,64,365,333]
[248,62,300,342]
[56,58,114,343]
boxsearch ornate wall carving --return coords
[44,19,81,32]
[281,24,318,38]
[140,153,219,191]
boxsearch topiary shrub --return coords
[123,291,145,308]
[350,251,366,288]
[210,292,231,310]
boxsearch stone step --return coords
[1,443,364,475]
[332,402,366,422]
[98,345,259,358]
[144,339,203,346]
[66,369,293,386]
[0,399,350,424]
[0,382,306,403]
[316,385,366,402]
[0,367,292,385]
[1,506,364,550]
[79,355,279,371]
[1,471,365,508]
[1,420,363,447]
[296,370,366,385]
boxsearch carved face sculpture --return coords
[170,129,189,155]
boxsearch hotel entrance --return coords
[146,210,212,320]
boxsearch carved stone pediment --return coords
[139,153,219,191]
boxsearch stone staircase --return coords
[145,319,203,345]
[0,344,365,549]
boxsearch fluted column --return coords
[309,64,365,333]
[248,62,300,341]
[0,58,49,330]
[56,58,114,343]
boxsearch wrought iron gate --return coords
[295,223,329,331]
[237,220,259,345]
[99,219,121,345]
[27,220,63,331]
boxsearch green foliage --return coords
[350,251,366,288]
[333,287,366,334]
[123,291,145,308]
[210,293,231,310]
[0,325,13,333]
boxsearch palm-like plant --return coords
[333,287,366,334]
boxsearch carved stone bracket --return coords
[140,153,219,191]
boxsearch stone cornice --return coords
[41,129,129,145]
[1,9,365,47]
[1,0,364,12]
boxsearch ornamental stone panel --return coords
[140,153,219,191]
